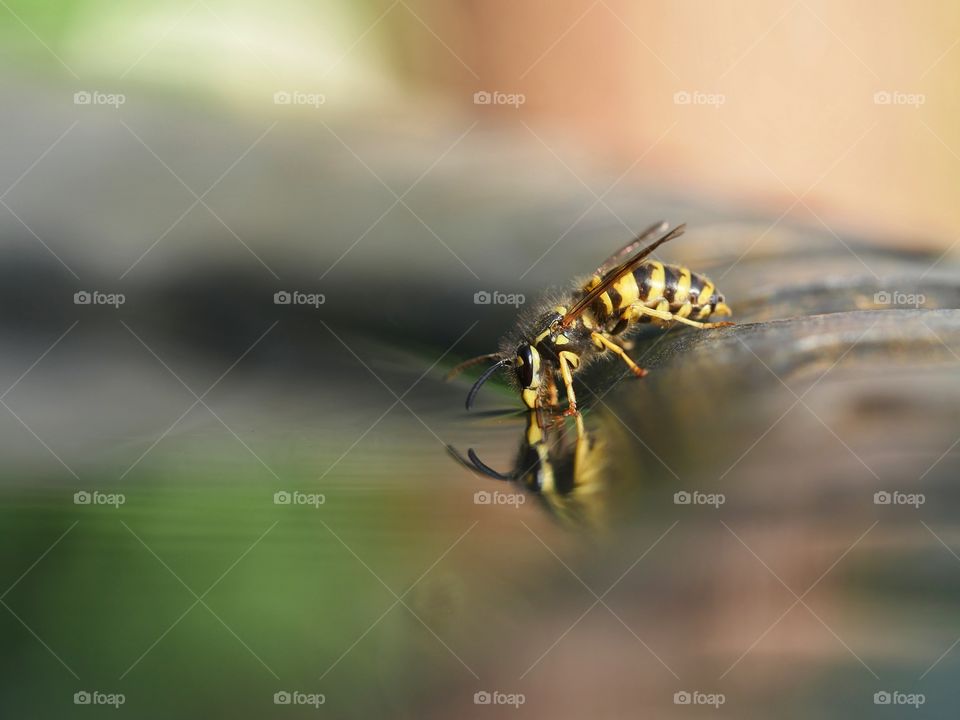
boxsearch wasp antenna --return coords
[445,352,504,381]
[446,444,479,472]
[446,444,513,481]
[465,358,511,411]
[467,448,514,480]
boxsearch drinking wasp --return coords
[448,222,733,414]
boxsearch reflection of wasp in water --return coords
[448,411,610,528]
[448,222,733,414]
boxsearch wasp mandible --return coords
[449,222,733,414]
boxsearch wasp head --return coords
[462,342,543,411]
[513,308,569,409]
[457,308,566,411]
[513,342,542,409]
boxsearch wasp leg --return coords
[557,352,579,416]
[630,302,734,330]
[573,411,586,439]
[591,332,648,377]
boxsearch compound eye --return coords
[516,346,534,388]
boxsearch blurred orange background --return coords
[384,0,960,247]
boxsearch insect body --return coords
[449,222,733,414]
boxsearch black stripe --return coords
[688,272,706,305]
[662,265,680,303]
[633,263,655,300]
[591,297,609,321]
[607,285,622,313]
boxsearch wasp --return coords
[448,222,733,414]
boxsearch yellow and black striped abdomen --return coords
[581,261,727,331]
[581,263,664,322]
[635,262,718,309]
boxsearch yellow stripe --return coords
[675,267,691,305]
[613,271,639,307]
[646,261,665,302]
[536,446,555,493]
[526,422,543,445]
[599,291,613,316]
[697,280,715,306]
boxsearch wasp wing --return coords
[595,220,667,274]
[561,223,686,327]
